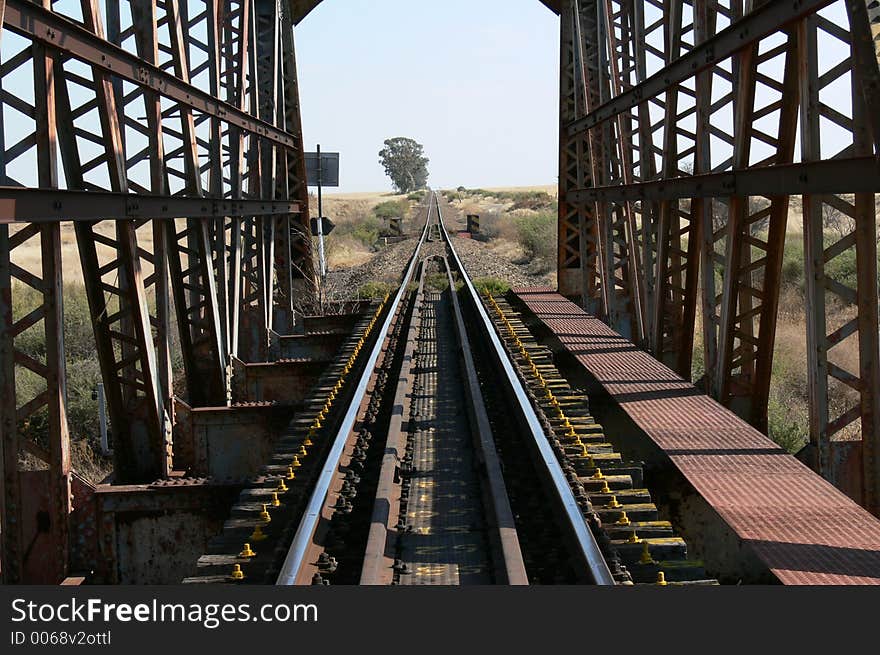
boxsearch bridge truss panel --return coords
[0,0,312,581]
[562,0,880,514]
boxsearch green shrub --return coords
[513,212,557,264]
[407,191,426,202]
[372,200,409,221]
[473,277,510,295]
[767,397,808,453]
[336,214,383,250]
[424,273,449,291]
[357,281,395,299]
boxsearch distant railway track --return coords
[274,192,613,585]
[186,192,713,586]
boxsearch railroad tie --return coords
[486,294,717,586]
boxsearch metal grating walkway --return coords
[397,291,492,585]
[514,287,880,585]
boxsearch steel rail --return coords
[275,195,433,585]
[436,193,615,585]
[358,258,426,585]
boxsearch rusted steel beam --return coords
[799,10,880,514]
[845,0,880,156]
[561,0,610,317]
[0,221,73,584]
[46,0,171,484]
[0,188,298,223]
[220,0,253,360]
[1,0,296,149]
[0,3,72,581]
[717,17,799,431]
[648,0,700,374]
[603,0,647,344]
[557,0,587,301]
[566,0,833,135]
[279,9,315,309]
[138,0,227,408]
[567,156,880,203]
[556,1,879,514]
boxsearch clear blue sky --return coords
[294,0,560,193]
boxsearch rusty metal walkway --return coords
[396,290,493,585]
[513,288,880,585]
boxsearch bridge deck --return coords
[513,288,880,585]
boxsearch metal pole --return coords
[316,144,327,279]
[97,382,110,455]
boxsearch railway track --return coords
[185,192,713,586]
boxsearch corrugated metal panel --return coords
[514,288,880,585]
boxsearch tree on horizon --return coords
[378,137,429,193]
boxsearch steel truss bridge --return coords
[0,0,879,583]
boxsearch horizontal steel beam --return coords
[2,0,296,149]
[566,156,880,204]
[0,187,299,223]
[566,0,833,136]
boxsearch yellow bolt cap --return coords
[240,543,256,558]
[271,492,281,507]
[231,564,244,580]
[656,571,668,586]
[249,524,267,542]
[640,541,655,565]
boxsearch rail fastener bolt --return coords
[271,492,281,508]
[286,466,296,480]
[592,468,605,480]
[640,541,656,565]
[291,455,302,468]
[259,504,272,523]
[298,445,308,457]
[616,511,631,526]
[656,572,668,586]
[276,478,289,493]
[240,543,256,558]
[606,495,621,509]
[231,564,245,580]
[250,524,268,542]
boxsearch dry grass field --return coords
[6,184,873,477]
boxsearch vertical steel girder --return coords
[558,0,601,311]
[800,7,880,512]
[1,0,312,579]
[561,0,880,512]
[0,0,71,582]
[715,7,799,432]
